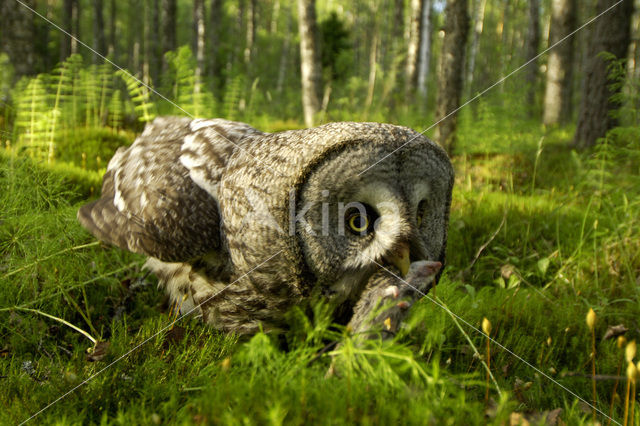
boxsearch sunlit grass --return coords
[1,116,639,424]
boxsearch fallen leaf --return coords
[603,324,628,341]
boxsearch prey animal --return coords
[78,118,454,336]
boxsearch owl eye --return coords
[416,200,428,227]
[345,204,378,235]
[349,214,369,233]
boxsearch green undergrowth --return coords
[1,122,639,424]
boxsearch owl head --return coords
[220,122,453,308]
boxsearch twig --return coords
[1,241,100,279]
[0,307,97,345]
[458,210,507,278]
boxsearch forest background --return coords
[1,0,640,424]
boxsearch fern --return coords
[108,89,123,132]
[13,75,51,161]
[222,74,245,120]
[165,46,215,117]
[117,70,156,123]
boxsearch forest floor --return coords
[1,113,639,425]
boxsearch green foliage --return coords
[13,75,52,162]
[165,46,216,118]
[117,70,157,123]
[319,11,352,82]
[222,73,245,121]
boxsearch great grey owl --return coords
[78,117,453,336]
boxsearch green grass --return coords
[1,119,639,425]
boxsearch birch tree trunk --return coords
[525,0,540,117]
[193,0,206,102]
[276,5,292,94]
[417,0,433,98]
[543,0,577,125]
[434,0,470,153]
[574,0,634,148]
[297,0,322,127]
[244,0,256,66]
[466,0,486,94]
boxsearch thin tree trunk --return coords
[147,0,160,84]
[525,0,540,117]
[92,0,106,63]
[276,5,292,94]
[142,0,151,84]
[406,0,422,95]
[208,0,222,87]
[193,0,206,101]
[244,0,256,66]
[297,0,322,127]
[574,0,634,148]
[270,0,280,33]
[466,0,486,95]
[72,0,80,54]
[383,0,405,109]
[543,0,577,125]
[365,29,379,110]
[417,0,433,98]
[108,0,116,57]
[497,0,510,94]
[434,0,470,153]
[60,0,80,57]
[161,0,177,71]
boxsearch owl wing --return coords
[77,117,263,262]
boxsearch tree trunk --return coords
[434,0,470,154]
[61,0,79,60]
[574,0,634,148]
[72,0,80,55]
[543,0,577,125]
[209,0,222,85]
[92,0,106,63]
[270,0,280,33]
[244,0,256,66]
[276,4,292,94]
[297,0,322,127]
[466,0,486,95]
[405,0,422,95]
[149,0,160,84]
[525,0,540,117]
[0,0,37,77]
[161,0,177,71]
[108,0,117,57]
[417,0,433,98]
[365,25,380,110]
[193,0,206,101]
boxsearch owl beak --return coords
[384,243,410,277]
